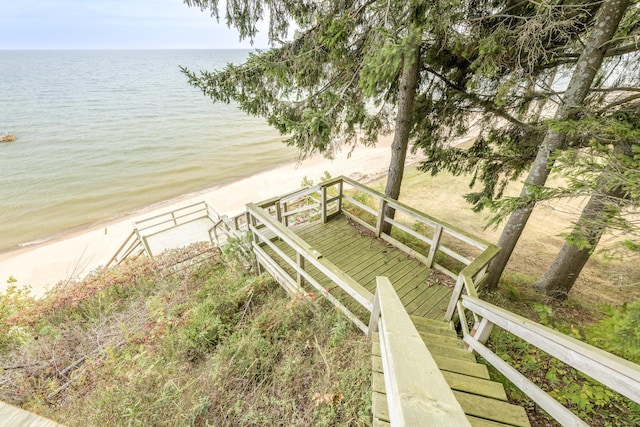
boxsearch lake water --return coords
[0,50,296,251]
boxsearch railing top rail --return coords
[247,203,316,254]
[255,184,324,208]
[133,201,211,227]
[336,176,494,251]
[462,294,640,404]
[374,276,471,426]
[279,185,322,203]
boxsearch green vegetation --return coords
[0,245,371,426]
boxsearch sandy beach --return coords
[0,136,424,297]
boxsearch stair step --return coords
[419,331,466,348]
[454,391,530,427]
[411,316,457,336]
[372,316,530,427]
[373,370,506,401]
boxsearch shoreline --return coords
[1,135,424,296]
[0,157,297,256]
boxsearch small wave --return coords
[18,238,52,248]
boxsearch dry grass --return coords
[0,245,371,426]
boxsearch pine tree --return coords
[182,0,438,218]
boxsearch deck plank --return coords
[0,401,62,427]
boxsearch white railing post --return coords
[471,317,494,345]
[426,224,443,268]
[367,288,381,339]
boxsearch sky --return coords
[0,0,271,49]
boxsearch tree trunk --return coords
[483,0,631,290]
[382,38,421,235]
[536,142,633,299]
[535,196,607,299]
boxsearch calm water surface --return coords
[0,50,295,251]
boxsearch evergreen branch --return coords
[602,93,640,111]
[424,65,535,131]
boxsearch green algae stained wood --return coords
[289,215,453,320]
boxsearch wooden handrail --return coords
[251,175,501,325]
[370,277,471,426]
[247,203,374,312]
[336,176,494,250]
[133,201,211,229]
[462,295,640,404]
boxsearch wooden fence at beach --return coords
[104,201,220,269]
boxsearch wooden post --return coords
[296,251,305,288]
[367,288,381,339]
[445,275,465,321]
[473,264,489,288]
[337,180,343,214]
[472,317,494,345]
[282,202,289,227]
[426,224,443,268]
[244,211,251,232]
[375,199,387,237]
[321,186,328,223]
[141,235,153,259]
[249,213,263,275]
[275,201,283,224]
[171,212,177,226]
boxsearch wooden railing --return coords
[209,211,248,246]
[133,201,219,240]
[249,176,640,425]
[330,176,499,323]
[105,202,220,269]
[368,277,470,426]
[103,230,145,270]
[248,175,500,335]
[451,295,640,426]
[246,201,374,333]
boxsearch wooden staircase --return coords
[372,316,530,427]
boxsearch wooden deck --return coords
[144,217,214,256]
[263,215,453,320]
[258,215,529,426]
